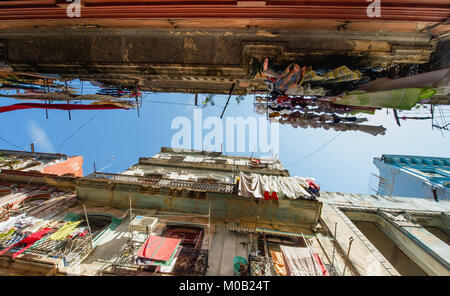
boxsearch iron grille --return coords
[84,172,236,193]
[249,255,280,276]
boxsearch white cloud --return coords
[28,121,55,153]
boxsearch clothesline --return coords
[237,172,320,200]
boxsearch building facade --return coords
[0,147,448,276]
[0,149,83,177]
[0,1,448,96]
[374,154,450,201]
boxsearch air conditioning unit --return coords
[130,216,158,234]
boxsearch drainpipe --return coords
[342,236,354,276]
[432,187,438,202]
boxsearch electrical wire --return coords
[0,136,23,150]
[286,132,343,168]
[56,110,104,151]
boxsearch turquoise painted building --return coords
[374,155,450,201]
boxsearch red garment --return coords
[137,235,181,262]
[313,253,329,276]
[251,158,261,164]
[0,228,53,258]
[276,95,289,104]
[0,103,129,114]
[306,180,320,190]
[271,192,279,200]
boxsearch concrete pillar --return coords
[377,211,450,275]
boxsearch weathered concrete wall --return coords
[0,28,437,94]
[374,213,450,275]
[353,221,428,275]
[76,180,322,229]
[41,156,83,177]
[319,203,400,276]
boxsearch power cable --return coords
[0,136,23,150]
[56,110,104,151]
[286,132,343,168]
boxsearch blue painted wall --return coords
[374,155,450,201]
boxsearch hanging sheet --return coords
[158,247,182,272]
[333,88,436,110]
[0,228,15,240]
[0,213,25,233]
[137,235,181,262]
[303,66,362,84]
[238,172,315,200]
[137,246,181,267]
[48,221,82,240]
[313,253,330,276]
[0,227,53,258]
[0,189,36,208]
[270,250,288,276]
[356,68,449,92]
[280,246,323,276]
[0,103,129,114]
[238,172,264,199]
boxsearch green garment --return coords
[303,66,362,83]
[92,216,122,247]
[334,88,437,110]
[0,228,15,240]
[63,213,81,222]
[145,247,180,266]
[48,221,82,240]
[62,212,123,247]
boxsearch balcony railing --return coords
[83,172,236,194]
[84,172,161,185]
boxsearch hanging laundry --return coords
[0,228,15,240]
[137,235,181,262]
[0,188,40,209]
[158,247,182,273]
[0,227,53,258]
[357,68,449,93]
[48,221,82,240]
[0,214,25,233]
[274,114,386,136]
[14,215,41,230]
[313,253,330,276]
[270,250,288,276]
[274,64,307,92]
[332,88,437,110]
[69,227,88,238]
[238,172,317,200]
[0,103,129,114]
[280,246,323,276]
[136,246,181,267]
[305,180,321,197]
[238,172,264,199]
[286,84,327,96]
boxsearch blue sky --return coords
[1,81,449,194]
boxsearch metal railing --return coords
[249,255,279,276]
[83,172,236,193]
[83,172,161,186]
[111,241,209,276]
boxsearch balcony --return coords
[83,172,236,194]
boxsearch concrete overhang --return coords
[0,169,78,190]
[76,178,322,230]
